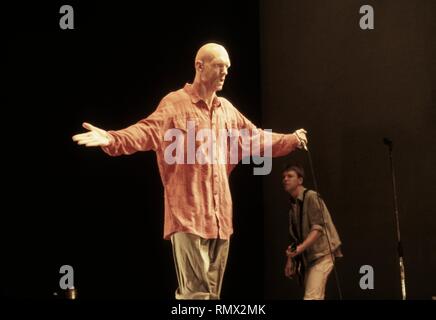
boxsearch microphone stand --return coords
[383,138,407,300]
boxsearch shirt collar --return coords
[297,187,307,202]
[290,187,307,204]
[183,83,222,108]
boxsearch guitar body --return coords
[292,255,306,286]
[289,242,306,286]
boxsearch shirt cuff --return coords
[101,132,115,154]
[284,133,301,151]
[311,224,324,233]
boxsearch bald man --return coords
[72,43,308,299]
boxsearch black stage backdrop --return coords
[261,0,436,299]
[4,0,436,301]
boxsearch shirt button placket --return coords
[210,108,220,235]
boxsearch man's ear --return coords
[195,60,204,72]
[298,177,303,185]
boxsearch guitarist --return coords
[282,164,343,300]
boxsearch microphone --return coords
[383,137,393,146]
[295,130,308,151]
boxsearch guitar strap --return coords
[290,189,310,286]
[298,189,310,243]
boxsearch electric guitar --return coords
[288,243,306,286]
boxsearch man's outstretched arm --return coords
[72,99,171,155]
[231,105,308,157]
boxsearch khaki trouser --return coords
[171,232,230,300]
[304,254,334,300]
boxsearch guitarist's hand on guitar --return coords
[285,243,306,285]
[286,244,303,258]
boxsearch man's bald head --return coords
[193,43,231,93]
[195,43,229,64]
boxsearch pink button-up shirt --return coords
[102,83,300,240]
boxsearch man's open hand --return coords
[72,122,111,147]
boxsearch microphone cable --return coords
[301,140,344,300]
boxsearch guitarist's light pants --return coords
[304,254,334,300]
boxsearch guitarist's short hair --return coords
[283,164,305,179]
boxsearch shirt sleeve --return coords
[233,107,300,158]
[305,192,325,233]
[101,100,170,156]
